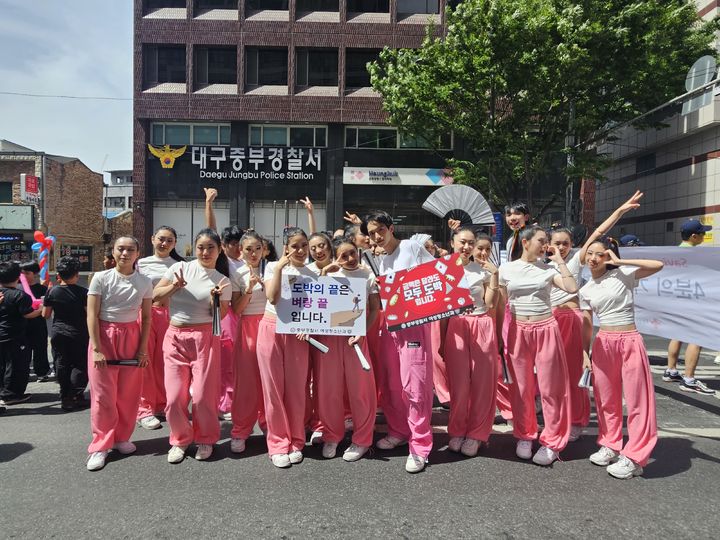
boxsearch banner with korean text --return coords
[585,247,720,350]
[276,275,367,336]
[377,253,473,332]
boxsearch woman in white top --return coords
[136,225,185,430]
[228,230,268,454]
[86,236,153,471]
[258,227,316,468]
[578,191,663,479]
[442,229,500,457]
[548,228,591,441]
[153,228,232,464]
[498,225,578,466]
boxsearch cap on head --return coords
[680,219,711,236]
[619,234,643,246]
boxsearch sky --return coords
[0,0,133,176]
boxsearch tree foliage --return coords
[369,0,719,215]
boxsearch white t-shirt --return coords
[88,269,153,323]
[326,266,379,297]
[499,259,559,317]
[579,266,639,326]
[163,260,232,325]
[138,255,177,286]
[306,261,322,276]
[263,261,319,316]
[231,264,268,316]
[462,261,493,316]
[549,250,582,307]
[228,257,245,275]
[379,239,435,275]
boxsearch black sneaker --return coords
[2,394,31,405]
[662,370,683,382]
[37,375,50,383]
[61,398,76,412]
[679,379,716,395]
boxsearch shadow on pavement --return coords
[0,442,34,463]
[644,437,720,479]
[654,384,720,416]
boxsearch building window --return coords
[246,48,288,86]
[144,0,185,13]
[249,125,328,147]
[144,45,186,86]
[195,0,235,9]
[397,0,439,14]
[636,153,656,174]
[195,46,237,86]
[151,123,232,145]
[246,0,288,9]
[296,0,338,11]
[105,197,126,209]
[346,49,381,89]
[400,132,452,149]
[0,182,12,203]
[345,127,452,150]
[296,49,338,87]
[347,0,389,12]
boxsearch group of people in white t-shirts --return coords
[84,188,663,479]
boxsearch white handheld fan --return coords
[422,185,495,225]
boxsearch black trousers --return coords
[0,338,31,400]
[28,323,51,377]
[51,334,89,399]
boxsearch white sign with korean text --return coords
[276,275,367,336]
[191,146,322,181]
[583,247,720,350]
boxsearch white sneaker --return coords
[230,438,246,454]
[405,453,426,473]
[288,450,304,464]
[607,455,643,479]
[568,425,583,442]
[460,438,481,457]
[271,454,291,468]
[589,446,619,466]
[138,415,161,430]
[86,451,109,471]
[218,412,232,421]
[343,443,369,462]
[714,354,720,366]
[322,442,338,459]
[376,435,408,450]
[310,431,324,446]
[448,437,464,453]
[195,444,213,461]
[113,441,136,455]
[516,440,533,460]
[167,445,187,464]
[344,418,354,432]
[532,445,559,466]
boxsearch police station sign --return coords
[191,146,322,181]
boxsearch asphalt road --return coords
[1,336,718,539]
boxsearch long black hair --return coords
[194,228,229,277]
[154,225,185,262]
[262,236,278,262]
[591,235,621,272]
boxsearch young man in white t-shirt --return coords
[363,210,435,473]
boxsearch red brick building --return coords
[134,0,461,253]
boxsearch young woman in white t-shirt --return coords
[315,236,380,462]
[548,227,591,442]
[498,226,578,466]
[136,225,185,431]
[228,230,267,454]
[153,228,232,464]
[86,236,153,471]
[578,191,663,479]
[442,229,500,457]
[258,227,316,468]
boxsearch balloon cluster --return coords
[31,230,56,281]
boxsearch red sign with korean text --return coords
[377,253,473,332]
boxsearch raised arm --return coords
[299,197,316,234]
[204,187,218,232]
[579,190,643,265]
[605,250,664,280]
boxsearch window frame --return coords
[150,122,232,146]
[248,124,329,147]
[296,48,339,87]
[245,47,289,87]
[194,46,237,87]
[344,126,453,150]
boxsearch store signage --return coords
[59,244,93,272]
[377,253,473,332]
[20,174,40,204]
[343,167,454,186]
[188,146,323,181]
[0,241,26,262]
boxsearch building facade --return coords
[133,0,465,254]
[104,169,134,218]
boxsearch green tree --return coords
[369,0,718,216]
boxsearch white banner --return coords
[276,275,367,336]
[584,247,720,350]
[343,167,453,186]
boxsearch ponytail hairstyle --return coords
[332,234,356,253]
[283,226,308,247]
[592,235,621,272]
[240,229,263,246]
[154,225,185,262]
[519,224,546,244]
[451,225,477,238]
[475,232,492,244]
[194,228,229,277]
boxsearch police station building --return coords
[133,1,464,254]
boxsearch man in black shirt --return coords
[42,256,89,411]
[20,261,51,381]
[0,261,42,405]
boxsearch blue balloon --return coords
[32,242,43,251]
[47,236,56,244]
[40,267,48,280]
